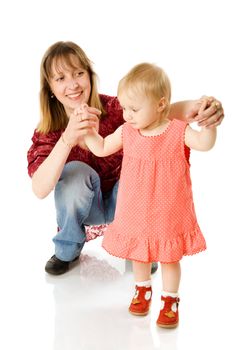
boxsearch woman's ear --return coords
[157,97,166,112]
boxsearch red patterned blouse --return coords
[27,94,124,193]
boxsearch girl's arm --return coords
[85,125,123,157]
[185,125,217,151]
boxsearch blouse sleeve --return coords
[27,130,60,177]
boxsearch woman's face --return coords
[49,55,91,116]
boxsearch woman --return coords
[27,41,224,275]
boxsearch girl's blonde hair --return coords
[38,41,104,133]
[117,63,171,118]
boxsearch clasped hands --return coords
[187,96,224,128]
[62,104,100,149]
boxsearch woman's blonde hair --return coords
[117,62,171,118]
[38,41,104,133]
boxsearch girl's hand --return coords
[62,104,100,149]
[186,96,224,128]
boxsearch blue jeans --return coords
[53,161,119,261]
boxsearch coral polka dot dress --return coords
[102,119,207,263]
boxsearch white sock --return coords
[161,291,179,311]
[162,290,179,298]
[136,280,151,287]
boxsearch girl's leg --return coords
[129,261,152,316]
[161,262,181,293]
[157,262,181,328]
[132,261,152,282]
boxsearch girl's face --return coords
[119,92,161,131]
[49,55,91,116]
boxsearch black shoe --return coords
[151,262,158,274]
[45,255,79,275]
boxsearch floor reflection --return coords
[46,254,165,350]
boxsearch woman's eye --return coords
[75,71,84,77]
[56,77,64,82]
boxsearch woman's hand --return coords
[62,104,100,149]
[186,96,224,128]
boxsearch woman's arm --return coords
[31,136,72,199]
[31,107,99,199]
[85,125,123,157]
[169,97,224,127]
[185,125,217,151]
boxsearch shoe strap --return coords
[133,285,152,302]
[135,285,152,291]
[161,296,180,309]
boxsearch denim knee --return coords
[55,161,102,222]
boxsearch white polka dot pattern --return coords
[102,120,206,263]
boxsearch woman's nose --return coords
[69,78,79,89]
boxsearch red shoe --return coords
[156,296,180,328]
[129,285,152,316]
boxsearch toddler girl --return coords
[83,62,217,328]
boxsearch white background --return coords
[0,0,232,349]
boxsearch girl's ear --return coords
[157,97,166,112]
